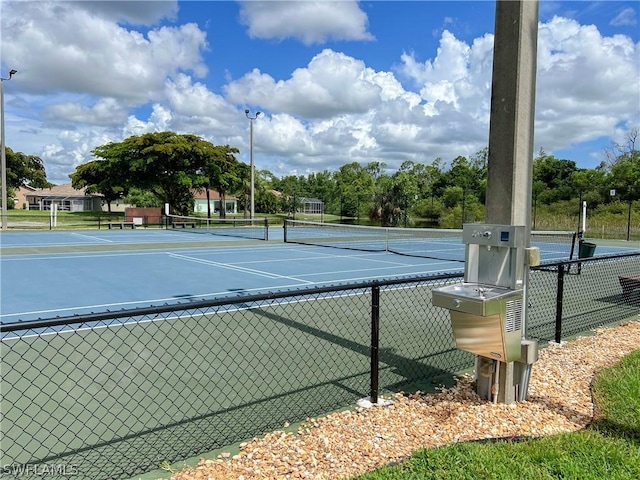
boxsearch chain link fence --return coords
[528,252,640,343]
[1,253,638,480]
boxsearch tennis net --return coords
[284,220,578,263]
[167,215,269,241]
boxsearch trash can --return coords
[578,240,597,259]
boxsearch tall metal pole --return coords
[482,0,539,404]
[1,69,17,231]
[245,109,261,219]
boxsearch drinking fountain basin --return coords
[432,283,522,316]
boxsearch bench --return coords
[171,222,197,229]
[107,222,136,229]
[619,274,640,297]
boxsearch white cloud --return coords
[225,49,404,118]
[74,0,180,26]
[536,16,639,152]
[165,74,244,139]
[1,2,208,103]
[399,31,494,116]
[2,2,638,184]
[610,7,637,27]
[238,0,374,45]
[41,130,113,183]
[122,104,174,137]
[41,98,128,127]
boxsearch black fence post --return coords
[554,263,566,343]
[370,284,380,403]
[264,217,269,241]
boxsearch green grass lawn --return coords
[354,350,640,480]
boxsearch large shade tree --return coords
[6,148,51,189]
[89,132,232,215]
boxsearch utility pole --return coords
[481,0,540,403]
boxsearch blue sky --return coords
[1,1,639,184]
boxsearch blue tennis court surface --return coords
[1,230,461,322]
[1,229,637,323]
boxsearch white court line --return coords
[70,232,114,243]
[166,252,313,283]
[1,244,405,266]
[1,244,297,261]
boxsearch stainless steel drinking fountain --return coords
[432,224,526,362]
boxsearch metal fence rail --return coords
[1,254,638,480]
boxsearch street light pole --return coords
[1,69,17,231]
[245,109,261,219]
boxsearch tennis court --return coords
[1,231,456,323]
[1,224,638,480]
[1,223,635,323]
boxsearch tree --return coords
[533,149,578,203]
[4,148,52,209]
[272,174,307,214]
[469,147,488,204]
[366,161,386,181]
[122,188,161,208]
[370,169,419,227]
[333,162,376,218]
[4,148,52,207]
[70,160,127,212]
[5,148,51,189]
[410,158,446,219]
[604,128,640,201]
[91,132,219,215]
[571,169,607,207]
[201,145,242,218]
[306,170,334,205]
[255,189,279,214]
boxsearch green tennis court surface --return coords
[1,277,475,475]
